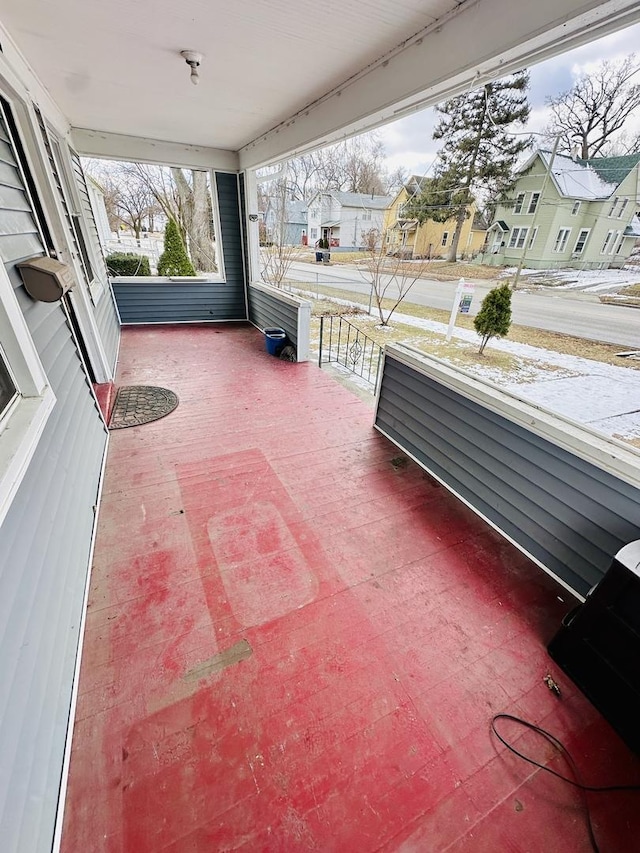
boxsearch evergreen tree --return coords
[408,73,531,262]
[157,218,196,276]
[474,283,512,354]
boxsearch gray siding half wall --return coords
[0,109,108,853]
[247,281,312,362]
[112,171,247,324]
[375,346,640,599]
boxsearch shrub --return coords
[105,252,151,277]
[473,282,512,354]
[157,219,196,276]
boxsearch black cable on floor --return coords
[491,713,640,853]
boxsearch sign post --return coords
[446,278,475,342]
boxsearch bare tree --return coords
[282,132,391,200]
[544,54,640,159]
[358,228,422,327]
[260,176,302,286]
[117,162,217,272]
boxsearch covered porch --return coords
[61,323,640,852]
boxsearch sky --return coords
[379,22,640,179]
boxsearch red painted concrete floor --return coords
[62,324,640,852]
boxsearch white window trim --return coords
[573,228,590,254]
[571,201,581,216]
[618,199,629,219]
[441,231,449,246]
[528,226,538,249]
[611,230,624,254]
[508,227,528,249]
[609,197,619,217]
[527,193,540,214]
[601,230,614,254]
[0,261,56,528]
[554,228,571,252]
[513,192,526,214]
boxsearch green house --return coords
[484,150,640,270]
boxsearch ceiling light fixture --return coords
[180,50,203,86]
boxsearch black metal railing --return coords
[318,315,383,390]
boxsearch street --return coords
[287,261,640,348]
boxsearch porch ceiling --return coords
[3,1,640,168]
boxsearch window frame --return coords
[0,259,56,528]
[612,230,624,254]
[573,228,590,254]
[571,200,581,216]
[513,192,526,214]
[0,88,57,528]
[601,230,614,254]
[618,199,629,219]
[553,228,571,253]
[527,193,540,214]
[441,231,449,246]
[609,197,619,217]
[84,158,226,284]
[528,226,538,249]
[508,227,528,249]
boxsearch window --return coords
[528,227,538,249]
[362,210,371,221]
[0,96,56,526]
[613,231,625,254]
[441,231,449,246]
[0,350,17,422]
[618,199,629,219]
[310,206,320,219]
[513,192,526,214]
[609,197,619,216]
[528,193,540,214]
[309,227,317,240]
[571,201,581,216]
[573,229,590,254]
[601,230,614,253]
[83,157,222,278]
[508,227,529,249]
[554,228,571,252]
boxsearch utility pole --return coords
[512,135,560,291]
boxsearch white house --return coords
[306,191,392,248]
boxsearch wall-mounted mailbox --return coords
[17,256,74,303]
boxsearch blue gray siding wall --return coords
[375,349,640,598]
[112,171,247,324]
[248,283,299,345]
[0,109,108,853]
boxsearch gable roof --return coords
[331,191,393,209]
[581,154,640,188]
[518,150,640,201]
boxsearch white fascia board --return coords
[386,343,640,491]
[239,0,640,170]
[71,128,239,172]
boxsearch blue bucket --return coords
[264,328,287,356]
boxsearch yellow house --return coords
[382,177,487,259]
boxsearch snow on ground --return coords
[498,265,640,293]
[301,288,640,444]
[392,308,640,441]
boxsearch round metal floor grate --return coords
[108,385,179,430]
